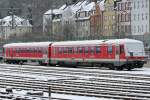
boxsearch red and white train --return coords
[3,39,147,70]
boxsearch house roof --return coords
[1,15,32,26]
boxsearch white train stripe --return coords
[51,58,127,62]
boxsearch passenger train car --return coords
[3,42,52,65]
[3,39,147,70]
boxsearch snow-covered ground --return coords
[0,63,150,100]
[0,88,116,100]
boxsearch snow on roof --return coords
[99,0,105,11]
[44,9,63,15]
[63,1,88,14]
[81,2,95,11]
[52,40,104,46]
[59,4,67,10]
[44,4,67,15]
[105,38,143,44]
[1,15,31,26]
[3,42,52,48]
[52,39,143,46]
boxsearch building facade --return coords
[131,0,149,36]
[90,1,103,37]
[103,0,116,36]
[0,15,32,39]
[116,0,131,37]
[76,1,94,39]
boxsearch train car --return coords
[51,39,146,70]
[3,42,52,65]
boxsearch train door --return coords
[115,44,120,66]
[43,47,48,64]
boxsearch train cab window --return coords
[108,45,113,54]
[68,47,73,53]
[85,47,88,53]
[90,47,95,53]
[96,46,101,53]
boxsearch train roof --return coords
[52,39,143,46]
[3,42,52,48]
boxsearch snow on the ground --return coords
[52,93,116,100]
[0,88,115,100]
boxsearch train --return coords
[3,38,147,70]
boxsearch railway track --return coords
[0,64,150,99]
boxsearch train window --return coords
[26,48,29,53]
[68,47,72,53]
[85,47,88,53]
[58,47,63,53]
[64,47,67,53]
[91,47,95,53]
[108,45,112,54]
[96,46,101,53]
[39,48,42,53]
[74,47,78,53]
[79,47,83,53]
[18,48,21,53]
[34,48,37,53]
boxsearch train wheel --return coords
[116,66,123,71]
[109,64,115,70]
[126,64,133,71]
[138,63,144,68]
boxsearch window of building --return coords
[142,1,144,7]
[145,0,148,8]
[138,25,140,32]
[138,14,140,20]
[142,25,143,32]
[142,13,144,20]
[145,13,148,20]
[137,1,140,8]
[134,2,136,9]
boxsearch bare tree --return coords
[63,22,76,40]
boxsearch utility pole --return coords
[0,7,21,29]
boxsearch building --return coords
[76,1,95,39]
[103,0,116,36]
[43,5,65,35]
[116,0,131,37]
[90,1,104,37]
[0,15,32,39]
[131,0,149,36]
